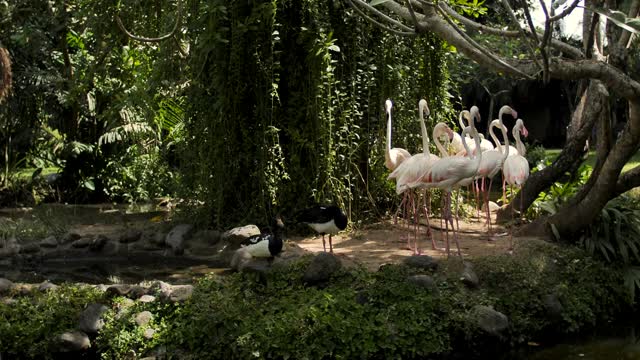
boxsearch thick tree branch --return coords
[116,0,182,43]
[439,3,583,58]
[348,0,416,35]
[550,0,581,22]
[615,165,640,196]
[351,0,415,32]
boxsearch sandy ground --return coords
[291,214,525,271]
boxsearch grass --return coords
[544,149,640,173]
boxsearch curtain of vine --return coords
[182,0,455,228]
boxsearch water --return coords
[527,336,640,360]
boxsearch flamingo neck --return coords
[513,124,526,156]
[419,106,431,156]
[386,110,392,154]
[489,120,502,153]
[500,122,510,161]
[433,125,448,157]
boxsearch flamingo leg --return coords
[486,177,494,239]
[509,184,514,251]
[423,189,438,250]
[453,190,463,259]
[322,234,326,252]
[413,190,420,255]
[444,192,451,258]
[394,193,407,225]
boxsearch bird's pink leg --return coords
[423,190,437,250]
[322,235,327,252]
[486,178,494,239]
[413,190,421,255]
[509,185,514,251]
[394,193,407,225]
[452,191,463,259]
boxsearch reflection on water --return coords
[527,335,640,360]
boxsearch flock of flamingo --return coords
[384,99,530,259]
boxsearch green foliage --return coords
[526,164,592,218]
[0,284,105,358]
[580,195,640,264]
[182,0,457,227]
[526,145,547,169]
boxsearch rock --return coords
[221,225,260,246]
[71,238,93,248]
[15,283,34,295]
[60,232,82,244]
[78,303,108,334]
[143,230,167,247]
[55,331,91,352]
[19,243,40,254]
[0,237,20,257]
[149,281,172,298]
[230,247,253,271]
[0,278,14,294]
[89,235,109,252]
[38,281,58,292]
[482,201,501,213]
[120,229,142,244]
[189,229,222,248]
[143,328,156,340]
[407,274,438,293]
[472,305,509,336]
[115,298,135,319]
[40,235,59,248]
[135,311,153,327]
[403,255,438,271]
[138,295,156,303]
[543,293,563,318]
[160,284,194,303]
[129,285,147,299]
[303,252,342,284]
[460,262,479,288]
[165,224,194,255]
[106,284,131,297]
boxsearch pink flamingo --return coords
[503,118,530,250]
[390,101,450,253]
[411,107,483,258]
[475,105,517,238]
[450,110,471,155]
[384,99,412,225]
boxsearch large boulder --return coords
[78,303,108,334]
[403,255,438,271]
[89,234,109,252]
[60,232,82,245]
[221,225,260,247]
[165,224,194,255]
[19,243,41,254]
[407,274,438,294]
[40,235,58,248]
[472,305,509,336]
[460,262,479,289]
[54,331,91,353]
[0,237,20,257]
[119,229,142,244]
[159,284,193,303]
[0,278,13,294]
[134,311,153,327]
[71,238,92,248]
[303,252,342,284]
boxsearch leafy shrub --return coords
[525,145,547,168]
[0,285,105,358]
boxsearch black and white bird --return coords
[240,215,285,259]
[297,205,348,253]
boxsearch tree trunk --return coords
[496,80,604,223]
[532,99,640,239]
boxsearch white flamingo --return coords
[475,105,517,237]
[389,100,449,253]
[411,107,483,258]
[503,118,530,250]
[384,99,412,226]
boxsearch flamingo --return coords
[451,110,471,155]
[384,99,412,225]
[389,100,449,253]
[384,99,411,171]
[503,118,530,250]
[411,107,483,258]
[475,105,517,238]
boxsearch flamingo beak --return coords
[522,126,529,137]
[446,128,454,139]
[512,110,518,119]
